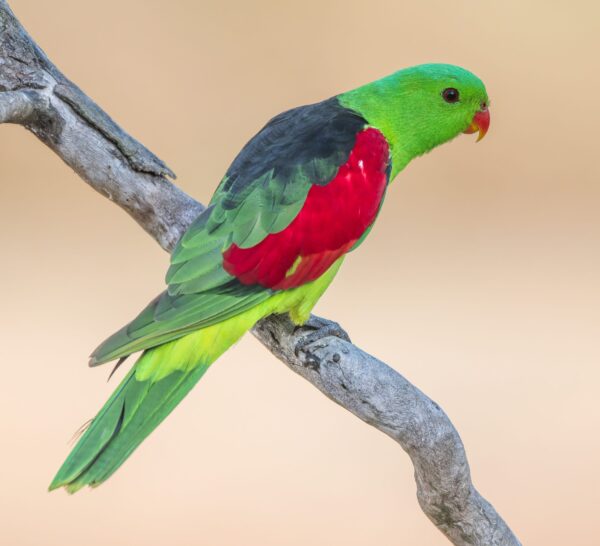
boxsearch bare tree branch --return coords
[0,2,521,544]
[0,89,36,122]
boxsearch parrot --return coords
[50,63,490,493]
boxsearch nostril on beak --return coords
[480,101,488,111]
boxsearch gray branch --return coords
[0,2,520,544]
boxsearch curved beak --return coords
[463,105,490,142]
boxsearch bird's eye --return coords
[442,88,460,103]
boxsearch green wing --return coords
[90,98,367,365]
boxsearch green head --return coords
[339,63,490,176]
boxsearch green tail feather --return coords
[49,353,210,493]
[50,297,266,493]
[50,262,345,493]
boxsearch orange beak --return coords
[463,105,490,142]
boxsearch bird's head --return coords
[340,63,490,176]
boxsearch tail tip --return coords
[48,476,65,493]
[48,476,89,494]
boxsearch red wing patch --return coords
[223,128,390,289]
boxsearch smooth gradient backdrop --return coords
[1,1,598,544]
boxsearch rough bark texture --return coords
[0,2,520,544]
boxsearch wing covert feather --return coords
[91,97,367,364]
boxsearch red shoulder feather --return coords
[223,128,390,289]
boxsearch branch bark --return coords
[0,2,521,544]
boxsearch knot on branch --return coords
[0,89,63,143]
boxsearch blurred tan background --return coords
[1,0,598,544]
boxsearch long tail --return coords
[49,333,219,493]
[49,263,343,493]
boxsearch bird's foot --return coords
[293,316,351,361]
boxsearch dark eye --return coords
[442,88,460,103]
